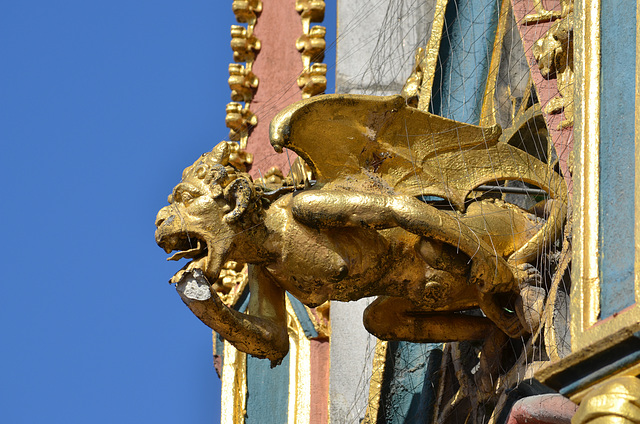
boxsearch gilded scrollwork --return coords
[522,0,563,25]
[222,2,261,167]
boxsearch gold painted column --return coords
[536,0,640,419]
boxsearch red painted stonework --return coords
[506,394,578,424]
[310,339,330,424]
[511,0,573,194]
[247,0,304,178]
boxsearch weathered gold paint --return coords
[538,0,640,410]
[155,93,566,364]
[564,0,640,357]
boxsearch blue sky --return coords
[0,2,334,422]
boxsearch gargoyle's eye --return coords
[172,183,203,206]
[180,192,195,205]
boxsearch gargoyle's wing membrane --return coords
[270,94,565,208]
[270,94,407,182]
[270,94,500,182]
[392,142,567,209]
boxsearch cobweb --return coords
[320,1,573,423]
[214,0,574,422]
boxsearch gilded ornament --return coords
[225,102,257,146]
[572,377,640,424]
[214,261,249,306]
[227,140,253,171]
[533,9,575,128]
[295,0,325,33]
[296,26,326,69]
[155,94,567,365]
[522,0,563,25]
[232,0,262,25]
[228,63,258,103]
[401,48,427,107]
[297,63,327,98]
[230,25,261,63]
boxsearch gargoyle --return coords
[155,94,566,364]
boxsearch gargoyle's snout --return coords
[155,206,176,246]
[155,206,174,228]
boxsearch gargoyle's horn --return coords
[223,177,254,223]
[210,141,230,166]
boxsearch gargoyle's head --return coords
[155,141,260,284]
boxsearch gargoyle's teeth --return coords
[166,239,206,261]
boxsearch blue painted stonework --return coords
[245,353,290,423]
[430,0,500,124]
[598,0,637,319]
[224,291,319,423]
[378,342,443,423]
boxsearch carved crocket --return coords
[155,94,566,364]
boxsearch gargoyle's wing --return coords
[270,94,564,210]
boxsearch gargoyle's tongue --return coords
[168,233,230,286]
[167,239,204,261]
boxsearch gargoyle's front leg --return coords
[293,191,515,292]
[176,267,289,366]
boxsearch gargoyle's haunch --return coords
[155,94,566,364]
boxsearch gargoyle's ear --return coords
[223,177,254,223]
[206,164,229,187]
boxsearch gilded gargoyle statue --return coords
[155,94,566,364]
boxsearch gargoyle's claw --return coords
[501,312,527,338]
[513,262,543,288]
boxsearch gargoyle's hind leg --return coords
[363,296,496,342]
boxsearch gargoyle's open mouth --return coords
[160,233,210,282]
[165,236,207,262]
